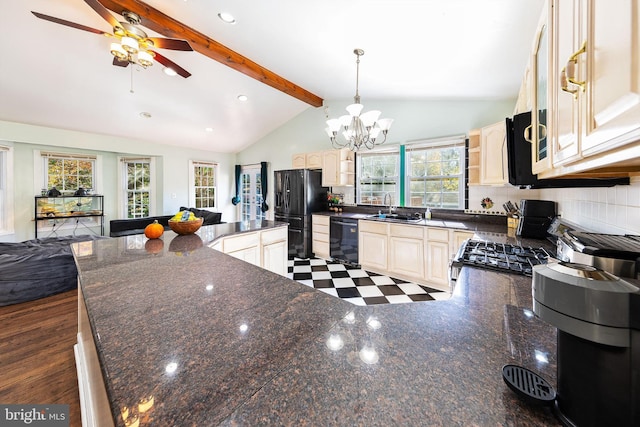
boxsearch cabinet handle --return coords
[524,125,532,143]
[523,123,547,144]
[563,41,587,94]
[560,67,579,98]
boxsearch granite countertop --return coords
[74,222,561,426]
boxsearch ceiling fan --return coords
[32,0,193,78]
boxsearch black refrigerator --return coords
[274,169,328,259]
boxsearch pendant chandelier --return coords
[325,49,393,151]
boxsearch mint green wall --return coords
[0,120,236,242]
[237,98,517,216]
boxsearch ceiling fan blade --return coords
[31,11,108,35]
[145,37,193,51]
[151,51,191,78]
[84,0,121,29]
[112,57,130,67]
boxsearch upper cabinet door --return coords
[531,1,553,174]
[580,0,640,155]
[480,121,507,185]
[551,0,582,166]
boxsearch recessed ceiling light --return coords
[139,112,152,119]
[163,67,178,77]
[205,127,214,132]
[218,12,236,24]
[237,94,248,102]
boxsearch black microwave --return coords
[505,111,629,189]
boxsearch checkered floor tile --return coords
[287,258,451,306]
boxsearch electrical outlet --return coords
[171,193,177,199]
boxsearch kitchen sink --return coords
[367,213,423,223]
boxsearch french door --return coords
[240,165,266,221]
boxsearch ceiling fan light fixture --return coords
[218,12,236,24]
[110,42,127,60]
[121,36,139,54]
[163,67,178,77]
[137,50,154,67]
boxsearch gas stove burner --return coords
[450,239,552,279]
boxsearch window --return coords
[357,148,400,206]
[189,161,217,209]
[406,137,465,209]
[41,152,96,193]
[0,145,14,235]
[356,136,466,209]
[121,158,152,218]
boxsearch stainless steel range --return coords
[450,240,552,280]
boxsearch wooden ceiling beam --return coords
[98,0,323,107]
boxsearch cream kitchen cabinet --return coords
[388,224,425,281]
[292,151,323,169]
[425,227,451,287]
[358,220,389,272]
[451,230,475,256]
[311,215,330,259]
[213,226,288,276]
[219,232,260,265]
[322,148,354,187]
[260,228,289,276]
[358,220,464,290]
[480,121,508,185]
[532,0,640,178]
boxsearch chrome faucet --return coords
[383,192,394,214]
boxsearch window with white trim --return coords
[0,145,14,235]
[356,148,400,206]
[356,136,466,209]
[121,158,152,218]
[41,152,96,193]
[189,161,217,209]
[406,137,465,209]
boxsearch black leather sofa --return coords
[0,235,107,306]
[109,208,222,237]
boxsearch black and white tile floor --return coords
[287,258,451,306]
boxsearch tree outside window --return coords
[125,160,150,218]
[46,156,94,192]
[357,151,399,206]
[407,146,463,209]
[193,163,216,209]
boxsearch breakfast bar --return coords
[73,222,561,426]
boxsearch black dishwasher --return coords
[329,217,359,266]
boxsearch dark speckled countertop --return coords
[74,220,561,426]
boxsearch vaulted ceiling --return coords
[0,0,544,153]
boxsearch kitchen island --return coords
[74,221,561,426]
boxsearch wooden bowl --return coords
[168,218,203,235]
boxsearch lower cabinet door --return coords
[228,246,259,266]
[262,240,288,276]
[388,236,424,280]
[426,240,450,286]
[359,232,388,271]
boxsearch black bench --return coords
[109,208,222,237]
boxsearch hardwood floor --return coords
[0,290,82,426]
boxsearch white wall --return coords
[0,120,236,242]
[540,178,640,235]
[237,98,518,217]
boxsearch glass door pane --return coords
[240,166,265,221]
